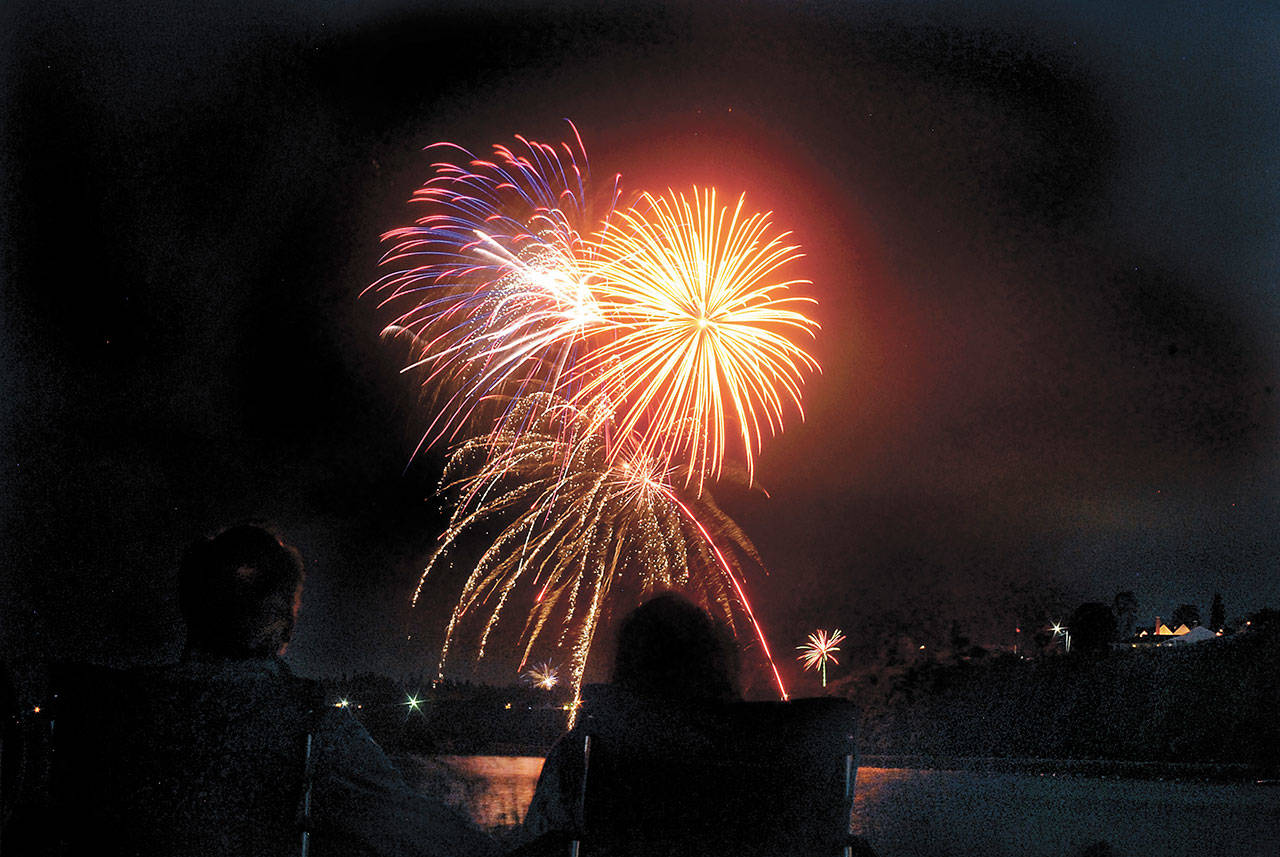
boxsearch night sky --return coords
[3,0,1276,690]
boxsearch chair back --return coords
[572,685,858,857]
[47,661,323,857]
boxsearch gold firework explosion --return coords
[575,187,819,489]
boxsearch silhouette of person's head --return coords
[178,525,304,659]
[611,593,740,703]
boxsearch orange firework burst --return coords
[576,187,819,488]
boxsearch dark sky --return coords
[3,0,1276,689]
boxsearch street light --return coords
[1051,622,1071,653]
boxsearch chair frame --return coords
[5,662,322,857]
[563,690,862,857]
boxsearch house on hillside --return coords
[1122,617,1221,649]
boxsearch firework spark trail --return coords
[662,488,789,701]
[575,187,820,489]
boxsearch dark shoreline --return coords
[859,754,1278,784]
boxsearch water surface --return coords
[400,756,1280,857]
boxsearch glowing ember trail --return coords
[662,488,789,700]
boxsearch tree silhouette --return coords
[1171,603,1201,629]
[1069,602,1117,656]
[1209,593,1225,631]
[1112,591,1138,638]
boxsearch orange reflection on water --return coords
[851,767,909,836]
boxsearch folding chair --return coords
[558,685,868,857]
[31,661,323,857]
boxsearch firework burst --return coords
[371,126,820,712]
[523,661,559,690]
[413,394,784,710]
[797,628,845,687]
[366,123,620,449]
[575,187,819,488]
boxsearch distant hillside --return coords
[321,674,570,756]
[320,626,1278,766]
[853,626,1279,768]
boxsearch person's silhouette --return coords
[52,524,497,857]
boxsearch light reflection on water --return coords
[397,755,544,832]
[400,756,1280,857]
